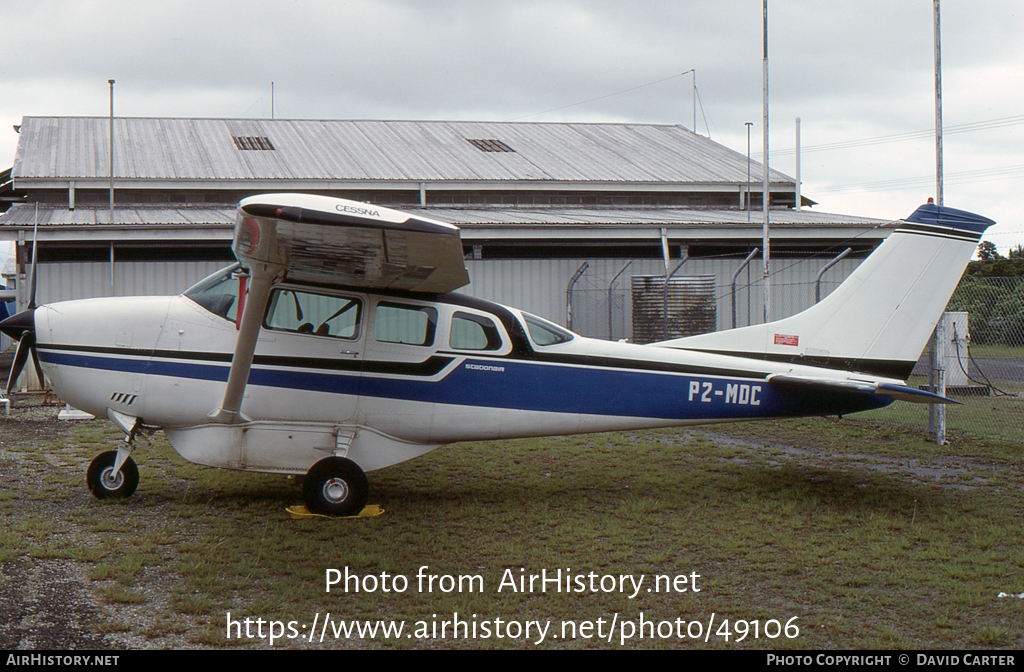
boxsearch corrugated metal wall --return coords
[22,256,861,337]
[33,260,228,305]
[463,256,861,338]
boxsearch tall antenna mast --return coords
[108,79,115,223]
[761,0,771,322]
[934,2,943,206]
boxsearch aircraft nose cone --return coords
[0,309,35,340]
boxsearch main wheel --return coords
[86,451,139,500]
[303,457,369,517]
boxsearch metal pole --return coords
[692,69,697,133]
[662,251,689,340]
[745,121,753,222]
[731,248,759,328]
[566,262,589,331]
[814,248,851,303]
[680,69,695,132]
[608,261,632,340]
[660,228,670,274]
[762,0,771,323]
[934,1,943,207]
[15,230,24,314]
[930,0,945,442]
[935,314,947,445]
[795,117,802,211]
[108,79,115,223]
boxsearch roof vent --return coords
[232,135,275,151]
[467,138,515,153]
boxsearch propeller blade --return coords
[6,331,34,395]
[30,341,44,389]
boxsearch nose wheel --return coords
[303,457,368,517]
[86,450,139,499]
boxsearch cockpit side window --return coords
[450,312,503,351]
[523,313,574,346]
[265,288,361,339]
[183,264,242,322]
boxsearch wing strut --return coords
[209,260,282,424]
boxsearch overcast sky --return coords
[2,0,1022,262]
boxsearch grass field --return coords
[1,407,1023,649]
[969,345,1024,360]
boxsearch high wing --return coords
[234,193,470,293]
[210,194,470,424]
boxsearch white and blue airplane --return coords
[0,194,993,516]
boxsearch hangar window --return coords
[374,302,437,346]
[467,138,515,153]
[265,289,361,339]
[232,135,276,150]
[449,312,503,351]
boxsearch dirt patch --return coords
[675,427,1005,490]
[0,557,111,650]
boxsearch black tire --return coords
[86,451,139,500]
[303,457,368,517]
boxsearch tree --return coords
[977,240,1002,261]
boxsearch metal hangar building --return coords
[0,116,889,346]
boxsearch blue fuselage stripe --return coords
[37,350,892,420]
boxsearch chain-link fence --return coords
[856,276,1024,444]
[572,274,1024,444]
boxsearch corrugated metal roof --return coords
[0,203,886,230]
[11,117,794,186]
[0,204,234,227]
[421,206,889,228]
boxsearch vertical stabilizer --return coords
[657,204,994,379]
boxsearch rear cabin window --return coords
[523,313,574,346]
[264,288,361,339]
[449,312,503,351]
[374,302,437,346]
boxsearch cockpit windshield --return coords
[183,264,243,322]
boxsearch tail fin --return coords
[658,203,995,379]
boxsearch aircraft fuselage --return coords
[31,267,894,476]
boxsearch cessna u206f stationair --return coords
[0,194,994,516]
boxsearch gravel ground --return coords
[0,397,116,649]
[0,396,212,650]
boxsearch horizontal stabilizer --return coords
[767,374,960,405]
